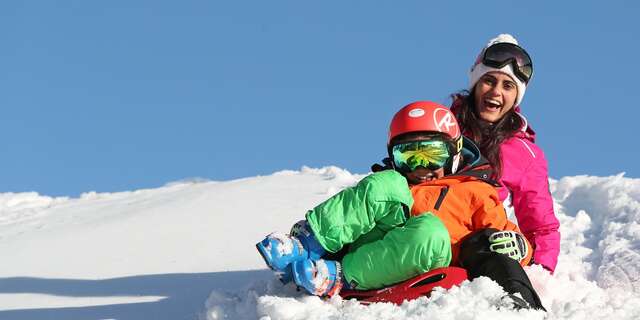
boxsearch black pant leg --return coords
[470,252,545,310]
[459,229,546,311]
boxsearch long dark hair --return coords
[451,90,523,179]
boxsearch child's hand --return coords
[488,231,528,262]
[371,157,393,172]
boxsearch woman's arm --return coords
[505,140,560,272]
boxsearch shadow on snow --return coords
[0,269,272,320]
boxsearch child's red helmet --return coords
[388,101,462,145]
[388,101,464,174]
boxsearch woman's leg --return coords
[459,229,546,310]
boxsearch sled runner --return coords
[339,267,468,305]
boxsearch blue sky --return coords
[1,1,639,196]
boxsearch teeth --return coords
[485,99,501,107]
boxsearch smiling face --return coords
[391,133,448,185]
[404,166,445,185]
[473,72,518,123]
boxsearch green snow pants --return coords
[305,170,452,290]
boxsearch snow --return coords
[1,166,639,320]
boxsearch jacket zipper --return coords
[434,186,449,210]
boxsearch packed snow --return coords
[1,166,639,320]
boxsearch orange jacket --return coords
[410,165,533,267]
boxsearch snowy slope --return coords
[0,167,639,320]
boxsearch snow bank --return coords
[204,172,640,320]
[2,167,640,319]
[0,192,69,227]
[206,277,547,320]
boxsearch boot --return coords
[292,259,344,297]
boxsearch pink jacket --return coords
[451,101,560,272]
[497,113,560,272]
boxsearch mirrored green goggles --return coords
[392,140,451,172]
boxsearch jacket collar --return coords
[513,107,536,143]
[447,137,501,187]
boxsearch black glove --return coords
[459,228,529,266]
[371,157,393,172]
[488,231,529,263]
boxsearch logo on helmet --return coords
[433,108,459,138]
[408,108,425,118]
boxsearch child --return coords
[257,101,544,309]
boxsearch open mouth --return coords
[483,98,502,112]
[411,172,437,182]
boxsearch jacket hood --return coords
[513,107,537,143]
[447,137,500,187]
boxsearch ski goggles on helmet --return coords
[392,139,451,172]
[479,42,533,83]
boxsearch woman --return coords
[450,34,560,272]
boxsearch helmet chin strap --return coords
[389,156,401,174]
[449,153,461,174]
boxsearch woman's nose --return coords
[488,84,502,95]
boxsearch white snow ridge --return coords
[1,167,639,320]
